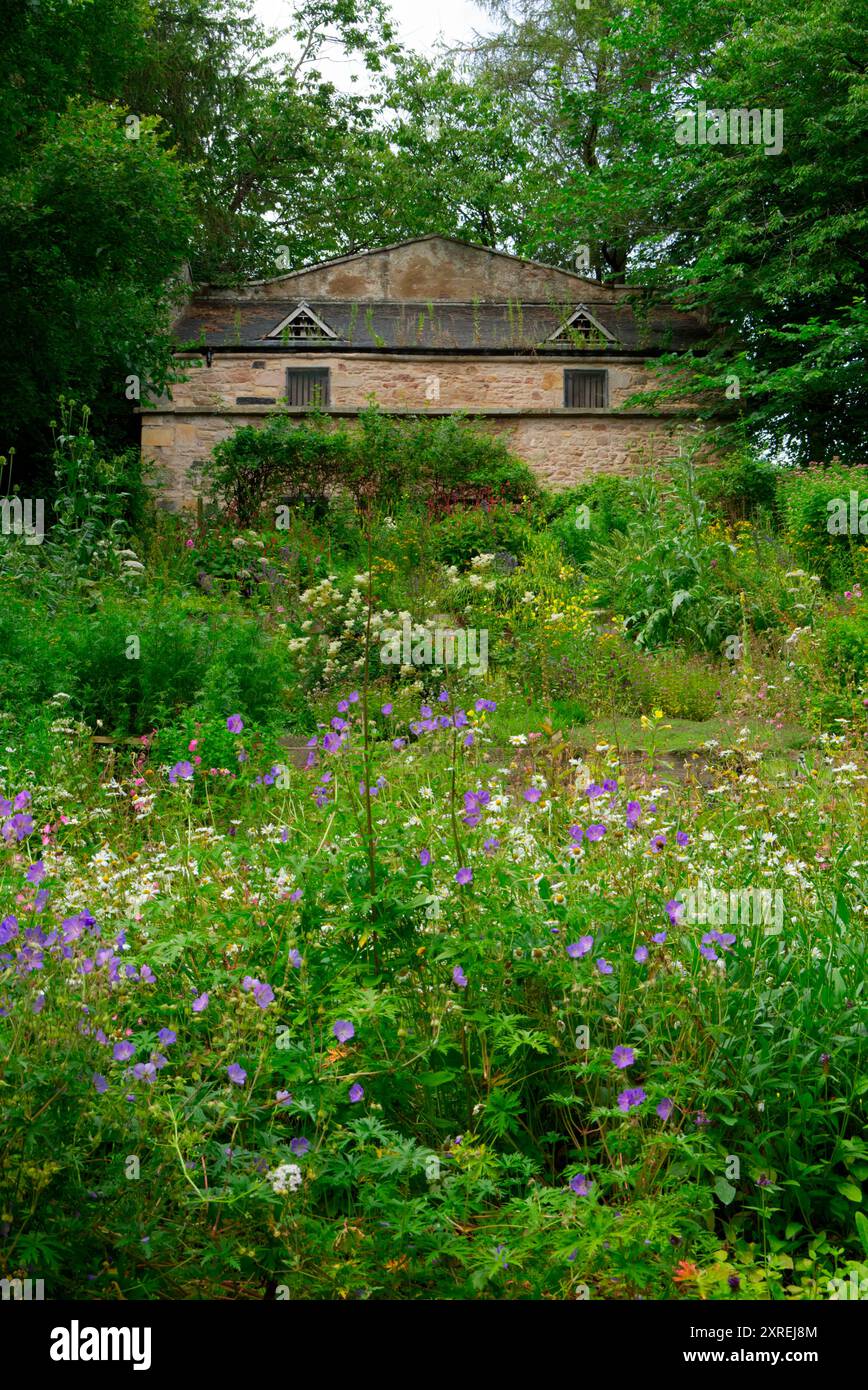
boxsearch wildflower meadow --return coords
[1,419,866,1311]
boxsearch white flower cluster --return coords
[269,1163,303,1194]
[115,547,144,576]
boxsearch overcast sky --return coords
[252,0,495,85]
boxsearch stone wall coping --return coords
[171,346,671,359]
[139,406,695,420]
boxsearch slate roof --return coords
[173,299,706,355]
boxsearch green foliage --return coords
[586,457,741,652]
[204,408,538,525]
[429,504,532,568]
[545,477,635,566]
[820,614,868,691]
[0,588,292,736]
[699,453,780,522]
[0,98,193,458]
[778,466,868,587]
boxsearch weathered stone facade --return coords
[142,236,706,508]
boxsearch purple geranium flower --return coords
[634,945,649,963]
[93,1073,108,1094]
[452,965,468,988]
[226,714,244,733]
[192,992,209,1013]
[3,813,34,841]
[626,801,642,828]
[676,830,690,847]
[596,957,613,975]
[704,929,737,950]
[26,861,46,885]
[169,761,194,784]
[586,823,606,842]
[611,1045,635,1070]
[158,1028,176,1046]
[419,848,431,867]
[276,1090,292,1107]
[348,1083,364,1103]
[523,788,542,803]
[227,1063,247,1085]
[617,1086,646,1113]
[569,1172,593,1196]
[455,866,473,885]
[333,1019,355,1043]
[657,1097,674,1121]
[566,936,593,959]
[290,1137,310,1156]
[665,900,684,926]
[113,1041,135,1062]
[253,981,274,1009]
[289,949,302,969]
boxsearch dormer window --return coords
[548,304,615,346]
[267,302,338,340]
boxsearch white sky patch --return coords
[252,0,494,89]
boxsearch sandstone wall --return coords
[167,352,660,412]
[142,399,695,510]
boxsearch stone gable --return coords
[196,235,625,306]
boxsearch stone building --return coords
[142,235,707,509]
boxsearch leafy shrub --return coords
[64,602,207,733]
[203,407,538,525]
[778,465,868,586]
[698,451,780,522]
[429,504,532,568]
[0,590,294,735]
[819,613,868,689]
[195,616,294,727]
[570,633,724,720]
[546,477,635,566]
[586,461,741,652]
